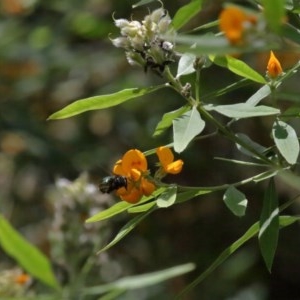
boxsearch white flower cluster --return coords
[111,8,175,74]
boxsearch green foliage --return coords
[173,106,205,153]
[0,215,60,291]
[223,186,248,217]
[3,0,300,298]
[259,179,279,272]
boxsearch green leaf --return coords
[153,105,190,137]
[0,215,60,290]
[176,53,196,78]
[272,120,300,164]
[97,209,154,253]
[209,55,267,84]
[156,185,177,208]
[86,189,163,223]
[282,23,300,45]
[128,201,156,213]
[132,0,156,8]
[177,215,296,298]
[173,106,205,153]
[262,0,285,33]
[48,86,164,119]
[235,133,267,158]
[205,103,280,118]
[86,201,131,223]
[223,186,248,217]
[281,106,300,120]
[172,0,203,30]
[83,263,195,295]
[259,178,279,272]
[246,85,271,106]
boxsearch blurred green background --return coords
[1,0,300,299]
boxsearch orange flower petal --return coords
[130,168,142,181]
[113,159,125,175]
[122,149,147,173]
[120,187,143,203]
[165,159,184,174]
[141,178,156,196]
[156,146,174,168]
[219,6,250,44]
[267,51,283,78]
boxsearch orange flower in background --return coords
[113,149,155,203]
[156,146,183,175]
[219,6,257,44]
[267,51,283,78]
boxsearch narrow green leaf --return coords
[262,0,285,33]
[259,178,279,272]
[223,186,248,217]
[172,0,203,30]
[206,103,280,118]
[176,53,196,78]
[86,201,131,223]
[86,188,164,223]
[84,263,195,295]
[209,55,266,84]
[128,201,156,213]
[246,85,271,106]
[235,133,267,158]
[153,105,190,137]
[48,86,164,120]
[132,0,156,8]
[0,215,60,290]
[177,215,296,298]
[177,221,259,298]
[252,169,278,183]
[97,208,154,253]
[272,120,299,164]
[173,106,205,153]
[156,185,177,208]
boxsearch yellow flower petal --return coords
[219,6,256,45]
[141,178,156,196]
[122,149,147,173]
[165,159,184,174]
[156,146,174,169]
[267,51,283,78]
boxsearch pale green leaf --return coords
[206,103,280,118]
[246,85,271,106]
[223,186,248,217]
[176,53,196,78]
[0,215,60,290]
[259,178,279,272]
[272,120,300,164]
[173,106,205,153]
[132,0,156,8]
[172,0,203,30]
[209,55,266,84]
[48,86,164,120]
[235,133,267,158]
[156,185,177,208]
[153,105,190,137]
[84,263,195,295]
[97,209,154,253]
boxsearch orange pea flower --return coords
[113,149,155,203]
[156,146,183,175]
[219,6,257,44]
[267,51,283,79]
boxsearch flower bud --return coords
[114,18,129,28]
[111,37,130,48]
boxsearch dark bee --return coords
[99,175,127,193]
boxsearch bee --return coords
[99,175,127,193]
